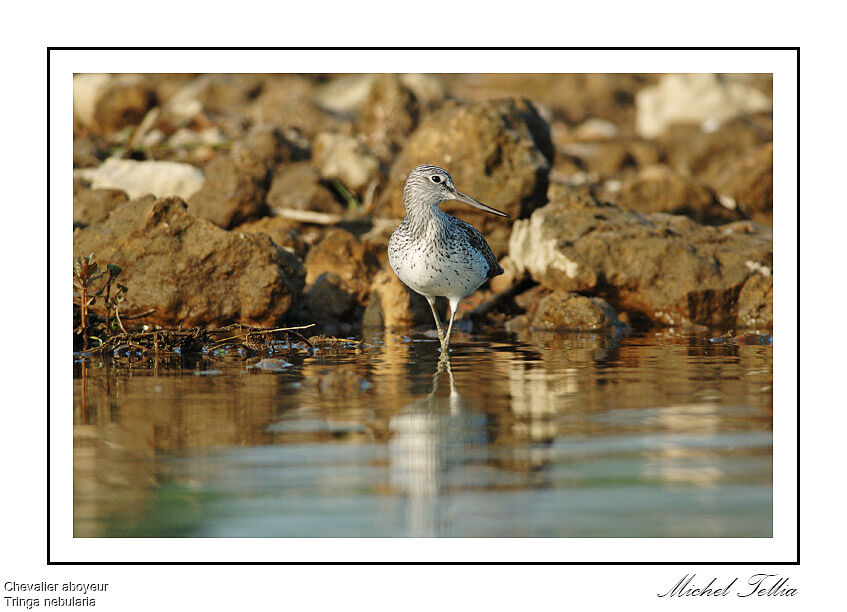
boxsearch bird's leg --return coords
[441,299,460,353]
[425,296,445,343]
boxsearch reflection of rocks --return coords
[509,187,772,327]
[503,358,576,446]
[73,196,304,327]
[304,368,372,397]
[73,358,283,536]
[379,98,552,251]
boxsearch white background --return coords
[1,2,831,609]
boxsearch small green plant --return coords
[73,253,128,349]
[330,179,359,210]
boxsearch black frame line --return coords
[53,46,799,565]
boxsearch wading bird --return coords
[388,164,508,352]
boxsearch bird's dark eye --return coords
[430,175,442,183]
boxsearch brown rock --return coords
[305,272,357,320]
[73,182,128,227]
[635,74,771,139]
[248,76,341,137]
[556,139,661,179]
[233,216,309,259]
[736,273,773,329]
[378,98,552,252]
[441,74,654,134]
[194,74,267,116]
[266,162,343,214]
[187,146,270,229]
[304,228,380,303]
[603,164,743,225]
[512,284,553,322]
[135,74,196,106]
[489,255,519,294]
[93,82,156,134]
[72,196,304,327]
[504,314,531,332]
[362,267,435,328]
[355,74,420,162]
[509,187,772,327]
[661,116,770,174]
[242,123,310,165]
[573,118,619,141]
[73,136,105,168]
[311,133,381,194]
[705,142,773,223]
[531,291,623,331]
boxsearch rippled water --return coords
[73,328,772,538]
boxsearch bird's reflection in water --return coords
[389,354,488,537]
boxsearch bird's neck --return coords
[404,196,449,231]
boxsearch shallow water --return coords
[73,327,772,538]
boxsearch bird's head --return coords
[403,164,509,217]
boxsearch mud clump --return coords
[531,291,625,331]
[303,228,380,304]
[187,147,271,229]
[73,196,304,327]
[265,162,344,214]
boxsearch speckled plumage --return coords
[388,164,508,352]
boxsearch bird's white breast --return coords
[389,223,488,302]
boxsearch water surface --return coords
[73,328,772,538]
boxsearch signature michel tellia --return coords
[658,574,797,598]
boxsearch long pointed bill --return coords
[452,190,510,218]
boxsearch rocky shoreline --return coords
[73,73,773,343]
